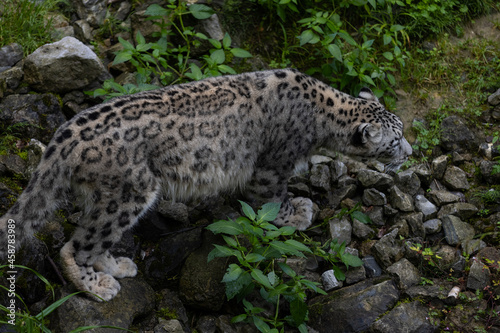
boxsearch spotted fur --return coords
[0,69,411,301]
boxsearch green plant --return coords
[0,0,62,54]
[0,265,131,332]
[206,201,325,332]
[207,201,364,332]
[90,0,251,99]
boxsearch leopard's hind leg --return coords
[61,168,160,301]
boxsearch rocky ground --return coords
[0,1,500,333]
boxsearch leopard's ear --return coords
[358,87,379,102]
[351,123,382,146]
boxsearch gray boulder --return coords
[442,165,470,191]
[442,215,475,246]
[389,186,414,212]
[309,278,399,333]
[357,169,394,191]
[0,43,23,69]
[72,0,107,27]
[50,277,155,332]
[386,258,420,290]
[370,301,437,333]
[440,116,477,153]
[24,36,110,93]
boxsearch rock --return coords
[389,185,414,212]
[372,229,404,268]
[362,188,387,206]
[73,0,107,27]
[0,43,23,68]
[441,215,475,246]
[462,239,487,256]
[404,284,449,303]
[179,232,227,311]
[386,258,420,290]
[427,190,460,206]
[370,301,436,333]
[74,19,93,43]
[309,278,399,333]
[0,154,26,176]
[423,219,442,234]
[328,216,352,245]
[154,319,185,333]
[50,277,155,332]
[440,116,477,153]
[467,259,490,291]
[0,93,67,143]
[156,289,189,330]
[488,88,500,106]
[366,206,384,226]
[362,255,382,278]
[437,202,478,220]
[414,195,437,220]
[394,169,421,196]
[321,269,343,291]
[330,160,348,182]
[442,165,470,190]
[142,226,203,288]
[352,218,375,240]
[157,200,190,226]
[409,164,433,187]
[310,164,331,191]
[479,160,500,184]
[0,66,24,92]
[288,182,311,197]
[431,155,448,179]
[345,265,366,285]
[357,169,394,191]
[24,36,110,93]
[435,245,460,269]
[196,315,217,333]
[403,212,425,238]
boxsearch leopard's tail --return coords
[0,154,72,259]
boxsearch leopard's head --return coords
[343,88,412,172]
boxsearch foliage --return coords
[410,106,447,159]
[0,265,131,332]
[206,201,363,332]
[0,0,62,55]
[90,0,252,99]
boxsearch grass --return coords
[0,0,62,55]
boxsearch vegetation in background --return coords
[0,0,62,55]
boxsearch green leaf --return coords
[359,74,375,86]
[113,52,132,65]
[361,39,374,49]
[206,220,244,235]
[230,48,252,58]
[290,298,308,326]
[267,271,278,287]
[382,52,394,61]
[187,63,203,81]
[250,268,273,289]
[284,239,313,254]
[257,202,281,222]
[342,253,364,268]
[338,31,357,46]
[222,234,238,248]
[390,24,405,32]
[189,4,215,19]
[222,33,231,49]
[118,37,135,51]
[239,201,256,220]
[383,34,392,45]
[210,49,225,64]
[278,262,297,278]
[231,314,247,323]
[327,44,342,62]
[223,263,244,282]
[218,64,237,74]
[351,210,372,224]
[299,29,316,46]
[135,30,146,46]
[252,315,272,333]
[207,244,239,261]
[246,253,266,263]
[145,4,169,17]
